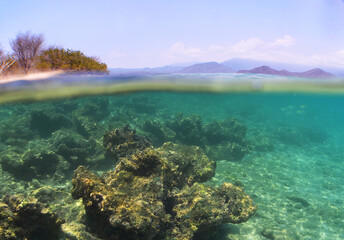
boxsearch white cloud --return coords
[336,49,344,55]
[161,35,297,65]
[309,50,344,67]
[159,35,344,68]
[270,35,295,47]
[231,38,264,53]
[168,42,202,57]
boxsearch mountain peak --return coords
[237,66,334,78]
[180,62,234,73]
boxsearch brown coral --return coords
[72,142,256,240]
[0,195,63,240]
[103,125,152,160]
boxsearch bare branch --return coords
[10,31,44,74]
[0,58,16,78]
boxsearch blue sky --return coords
[1,0,344,68]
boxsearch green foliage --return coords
[37,48,108,73]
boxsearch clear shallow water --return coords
[0,74,343,239]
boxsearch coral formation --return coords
[0,150,60,180]
[146,113,250,161]
[30,109,72,137]
[0,195,63,240]
[167,113,205,146]
[72,134,256,240]
[103,125,152,160]
[52,129,105,170]
[0,96,257,239]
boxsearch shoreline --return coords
[0,71,65,84]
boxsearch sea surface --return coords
[0,73,343,240]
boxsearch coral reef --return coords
[30,109,72,138]
[142,120,174,146]
[167,113,205,146]
[121,95,157,114]
[204,142,248,161]
[146,114,250,161]
[170,182,257,239]
[0,195,63,240]
[0,150,60,180]
[203,118,247,145]
[103,125,152,160]
[72,140,256,240]
[52,129,105,170]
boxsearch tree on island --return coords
[37,47,108,73]
[10,32,44,74]
[1,31,108,76]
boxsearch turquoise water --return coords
[0,74,343,239]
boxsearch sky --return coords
[1,0,344,68]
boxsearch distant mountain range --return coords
[180,62,234,73]
[110,58,344,78]
[237,66,334,79]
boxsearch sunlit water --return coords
[0,73,343,239]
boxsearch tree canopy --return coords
[37,48,108,73]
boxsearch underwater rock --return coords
[122,95,157,114]
[61,222,102,240]
[163,114,250,161]
[203,118,249,161]
[52,129,105,170]
[287,196,310,208]
[0,117,33,147]
[170,182,257,239]
[75,97,109,121]
[247,130,274,152]
[167,113,205,146]
[158,142,216,187]
[0,150,60,181]
[142,120,175,146]
[260,227,300,240]
[0,195,63,240]
[275,126,327,146]
[204,118,247,145]
[30,109,72,137]
[72,114,105,139]
[205,142,249,161]
[72,143,256,240]
[103,125,152,160]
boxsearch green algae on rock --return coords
[0,195,63,240]
[145,113,250,161]
[103,125,152,160]
[0,150,60,181]
[72,140,256,240]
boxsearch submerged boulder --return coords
[103,125,152,160]
[146,114,250,161]
[0,150,60,181]
[204,118,247,145]
[52,129,105,170]
[171,182,257,239]
[72,142,256,240]
[30,109,72,138]
[0,195,63,240]
[166,113,205,146]
[203,118,249,161]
